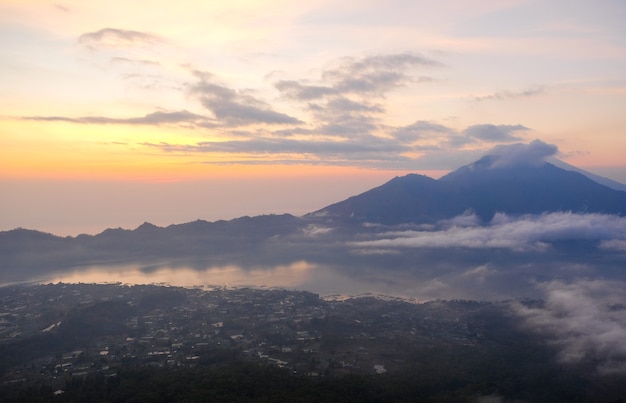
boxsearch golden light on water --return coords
[44,261,317,289]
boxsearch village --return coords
[1,282,495,388]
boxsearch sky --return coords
[1,0,625,236]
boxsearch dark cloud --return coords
[513,280,626,374]
[79,28,163,48]
[23,110,209,126]
[487,139,558,168]
[473,86,545,102]
[189,76,302,127]
[463,124,528,142]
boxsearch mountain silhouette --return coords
[313,156,626,225]
[2,154,626,289]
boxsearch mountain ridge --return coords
[313,158,626,225]
[2,154,626,298]
[3,157,626,238]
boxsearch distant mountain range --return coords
[2,154,625,295]
[313,156,626,225]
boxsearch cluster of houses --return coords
[1,283,489,387]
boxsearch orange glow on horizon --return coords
[0,119,436,182]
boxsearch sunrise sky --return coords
[1,0,625,235]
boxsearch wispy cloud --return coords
[23,110,209,126]
[18,50,542,169]
[272,52,443,140]
[144,135,409,165]
[111,57,160,66]
[274,80,336,101]
[275,53,441,100]
[462,124,529,143]
[392,120,456,144]
[473,86,545,102]
[79,28,163,49]
[321,53,442,95]
[140,129,544,169]
[54,4,70,13]
[600,239,626,251]
[189,72,301,127]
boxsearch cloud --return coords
[439,211,481,228]
[274,80,336,100]
[271,53,441,141]
[145,135,408,162]
[293,98,384,139]
[463,124,528,143]
[324,53,441,95]
[473,86,545,102]
[321,97,384,114]
[462,264,493,284]
[276,52,441,100]
[513,279,626,374]
[54,4,70,13]
[141,133,551,170]
[79,28,163,48]
[271,52,442,140]
[392,120,454,143]
[189,74,302,127]
[23,110,210,126]
[302,224,333,237]
[124,110,207,125]
[486,139,558,168]
[111,57,160,66]
[351,212,626,252]
[314,119,379,137]
[600,239,626,251]
[19,47,544,170]
[398,148,487,170]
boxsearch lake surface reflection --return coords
[36,261,429,301]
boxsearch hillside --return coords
[313,157,626,224]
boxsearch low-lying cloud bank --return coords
[512,280,626,374]
[350,212,626,252]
